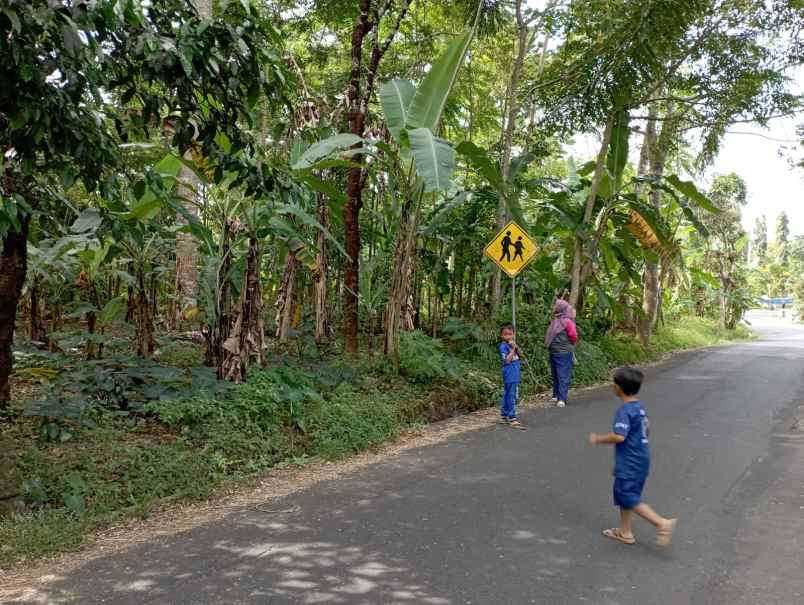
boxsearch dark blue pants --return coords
[550,352,574,402]
[501,382,518,419]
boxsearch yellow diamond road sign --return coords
[484,221,538,278]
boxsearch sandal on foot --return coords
[656,518,677,547]
[508,420,527,430]
[602,528,636,545]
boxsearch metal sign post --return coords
[512,276,517,332]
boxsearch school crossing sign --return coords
[484,221,538,278]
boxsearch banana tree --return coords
[293,3,482,361]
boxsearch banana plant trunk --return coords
[384,198,421,365]
[223,237,264,382]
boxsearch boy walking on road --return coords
[498,325,526,430]
[587,366,677,546]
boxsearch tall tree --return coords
[775,211,790,265]
[0,0,288,514]
[753,215,768,266]
[342,0,413,356]
[705,174,748,329]
[170,0,214,329]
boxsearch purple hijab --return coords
[544,299,575,346]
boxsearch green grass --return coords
[0,315,751,569]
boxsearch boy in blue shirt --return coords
[587,366,677,546]
[498,325,526,430]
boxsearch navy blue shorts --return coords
[613,476,646,510]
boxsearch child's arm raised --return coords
[588,432,625,445]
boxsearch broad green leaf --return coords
[300,174,347,203]
[154,153,183,177]
[409,128,455,192]
[130,196,163,222]
[405,30,474,132]
[99,296,127,326]
[380,79,415,142]
[455,141,504,191]
[508,153,535,184]
[292,134,362,171]
[70,208,102,233]
[665,175,718,213]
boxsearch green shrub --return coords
[572,341,611,385]
[308,384,402,459]
[398,330,458,382]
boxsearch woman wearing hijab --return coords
[545,299,578,407]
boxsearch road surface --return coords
[9,312,804,604]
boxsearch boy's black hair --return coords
[499,324,515,333]
[613,366,644,396]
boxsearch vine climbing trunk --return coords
[569,114,615,309]
[314,193,331,344]
[134,266,155,358]
[276,250,299,344]
[638,100,675,346]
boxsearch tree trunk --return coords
[314,193,331,344]
[276,250,299,344]
[0,217,27,517]
[223,238,265,382]
[638,100,675,346]
[172,156,200,330]
[134,266,155,358]
[342,0,373,356]
[384,198,421,364]
[203,220,234,377]
[342,0,410,355]
[569,114,615,308]
[29,277,43,343]
[168,0,210,330]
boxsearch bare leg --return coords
[633,503,667,528]
[634,503,678,546]
[618,508,634,539]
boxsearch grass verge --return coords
[0,315,752,569]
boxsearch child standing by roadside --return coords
[545,299,578,408]
[498,325,526,430]
[588,366,677,546]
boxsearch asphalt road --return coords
[10,311,804,605]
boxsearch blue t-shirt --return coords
[499,342,521,384]
[612,401,651,480]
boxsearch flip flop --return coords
[656,518,678,547]
[508,420,528,430]
[602,528,636,545]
